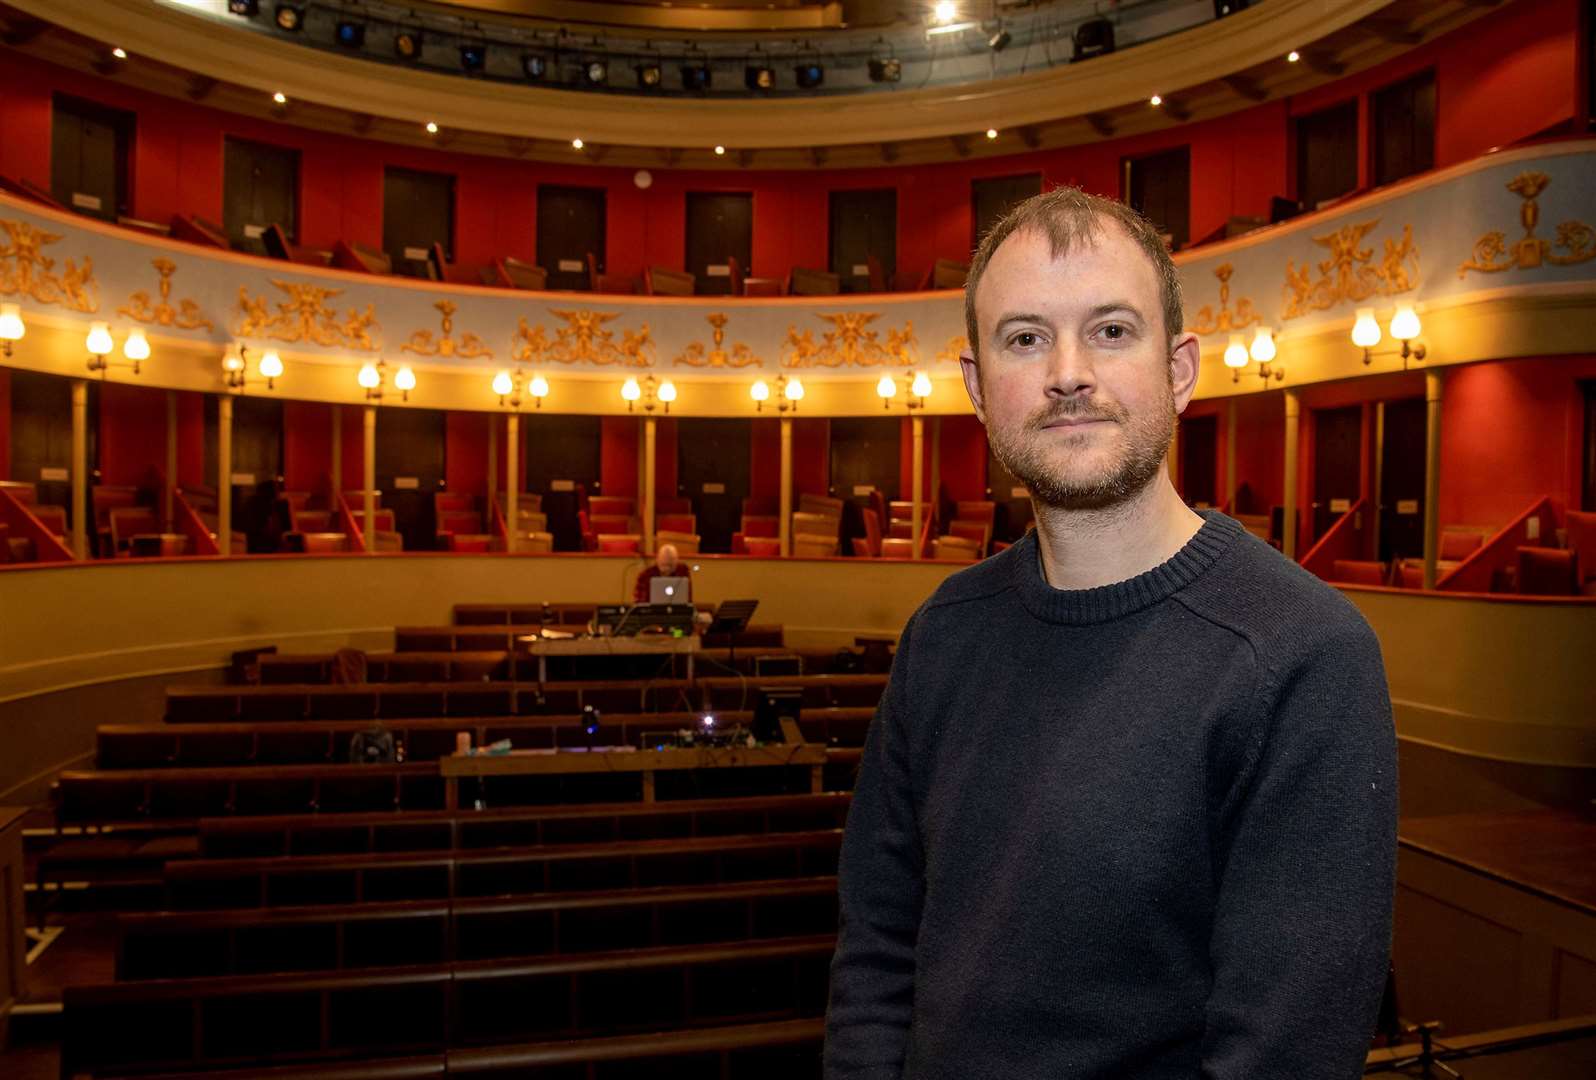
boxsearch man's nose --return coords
[1042,339,1096,398]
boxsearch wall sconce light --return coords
[752,374,804,413]
[1242,326,1284,384]
[493,368,547,410]
[358,359,414,402]
[1223,333,1249,379]
[1354,305,1426,369]
[0,304,25,357]
[224,344,282,392]
[878,370,931,410]
[86,322,144,376]
[623,374,672,414]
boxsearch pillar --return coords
[70,379,88,559]
[330,405,342,501]
[1283,389,1300,560]
[1224,398,1237,513]
[217,393,233,556]
[642,415,657,555]
[164,390,177,531]
[362,405,376,552]
[929,416,942,522]
[778,417,793,557]
[1372,401,1387,563]
[487,414,498,519]
[1423,369,1444,590]
[911,414,925,559]
[505,412,520,553]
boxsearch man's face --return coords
[961,224,1197,512]
[657,547,678,573]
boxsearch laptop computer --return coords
[650,576,690,604]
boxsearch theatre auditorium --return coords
[0,0,1593,1076]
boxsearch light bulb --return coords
[657,379,677,403]
[750,379,770,402]
[911,371,933,398]
[714,145,725,156]
[0,303,24,342]
[1389,305,1421,342]
[529,374,549,398]
[223,344,245,372]
[86,322,113,356]
[492,371,513,396]
[1223,334,1248,369]
[122,328,150,362]
[933,1,955,24]
[1287,50,1300,62]
[258,350,283,379]
[985,128,998,139]
[876,374,897,399]
[1249,326,1276,364]
[273,91,287,104]
[357,363,381,389]
[1150,94,1163,107]
[784,377,804,401]
[572,137,584,150]
[1351,309,1381,349]
[394,365,417,392]
[425,121,438,134]
[621,377,641,402]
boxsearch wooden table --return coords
[439,743,827,808]
[517,632,700,682]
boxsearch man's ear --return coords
[1169,331,1201,413]
[959,350,987,424]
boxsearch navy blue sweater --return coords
[825,511,1397,1079]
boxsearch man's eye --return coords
[1009,332,1042,348]
[1100,323,1129,340]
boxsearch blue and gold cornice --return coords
[2,139,1595,415]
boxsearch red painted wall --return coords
[0,368,12,481]
[282,400,331,494]
[600,416,638,498]
[748,419,781,502]
[176,392,205,490]
[938,415,989,503]
[445,411,489,497]
[792,418,829,497]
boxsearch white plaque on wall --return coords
[1396,499,1420,515]
[1329,498,1352,513]
[702,482,725,494]
[557,259,584,273]
[243,224,265,239]
[393,476,420,490]
[550,479,575,492]
[852,484,875,495]
[1011,486,1030,499]
[403,246,428,261]
[39,467,69,482]
[71,192,103,211]
[852,264,870,276]
[230,472,256,486]
[706,265,730,277]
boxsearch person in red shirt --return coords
[632,543,690,603]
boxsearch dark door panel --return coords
[686,193,752,296]
[971,174,1041,251]
[829,189,896,293]
[1311,405,1362,542]
[224,137,300,254]
[524,415,601,551]
[1379,398,1427,563]
[8,370,89,515]
[383,168,455,278]
[675,418,751,554]
[375,407,446,552]
[1125,147,1190,250]
[51,94,132,221]
[538,186,605,291]
[829,418,899,502]
[1180,414,1217,509]
[1295,101,1358,210]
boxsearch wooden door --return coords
[50,93,132,221]
[524,414,601,551]
[685,192,752,296]
[383,167,455,277]
[1295,101,1358,210]
[1311,405,1362,543]
[1584,381,1596,511]
[829,417,899,501]
[8,370,89,514]
[676,418,751,554]
[1373,71,1436,187]
[374,407,446,551]
[1379,398,1427,563]
[971,173,1041,250]
[224,137,300,254]
[1124,146,1190,249]
[1180,413,1217,508]
[537,185,605,291]
[829,189,896,293]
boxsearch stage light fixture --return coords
[745,64,774,90]
[584,59,608,85]
[228,0,259,15]
[988,28,1011,51]
[425,121,439,134]
[273,3,304,32]
[868,57,901,83]
[394,29,422,60]
[637,62,662,88]
[272,91,288,104]
[794,61,824,89]
[459,43,486,72]
[111,47,127,59]
[681,62,711,91]
[336,20,365,48]
[522,53,548,80]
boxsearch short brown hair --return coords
[963,187,1183,362]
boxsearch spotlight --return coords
[988,28,1011,51]
[394,29,422,60]
[1214,0,1250,16]
[1287,50,1300,62]
[636,61,661,88]
[933,1,956,23]
[681,62,711,91]
[459,43,486,72]
[745,64,774,90]
[227,0,259,15]
[425,121,439,134]
[335,20,365,48]
[272,91,287,104]
[522,53,548,80]
[794,61,824,89]
[111,47,127,59]
[714,144,725,155]
[1150,94,1162,106]
[571,137,584,150]
[584,59,608,85]
[273,3,304,32]
[985,127,997,139]
[868,57,901,83]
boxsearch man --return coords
[825,188,1396,1080]
[633,542,690,603]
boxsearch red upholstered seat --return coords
[946,519,990,555]
[597,534,641,555]
[448,534,492,554]
[109,507,162,555]
[1331,559,1388,586]
[1516,546,1577,596]
[743,537,781,557]
[1396,561,1425,589]
[657,513,696,534]
[1438,529,1485,562]
[855,508,882,558]
[1566,511,1596,592]
[589,496,634,518]
[31,504,67,538]
[298,532,350,554]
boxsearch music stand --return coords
[707,599,759,668]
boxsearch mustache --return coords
[1024,399,1127,430]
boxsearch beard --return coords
[986,381,1175,512]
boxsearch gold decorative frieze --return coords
[673,313,763,368]
[401,300,492,360]
[511,309,653,367]
[0,217,99,312]
[1187,263,1260,336]
[936,336,971,364]
[235,279,379,350]
[783,311,916,368]
[1457,172,1596,278]
[1282,219,1419,320]
[118,257,213,331]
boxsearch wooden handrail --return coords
[1438,495,1558,593]
[172,489,219,556]
[0,488,75,561]
[1299,497,1369,581]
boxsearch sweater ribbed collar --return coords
[1011,509,1243,626]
